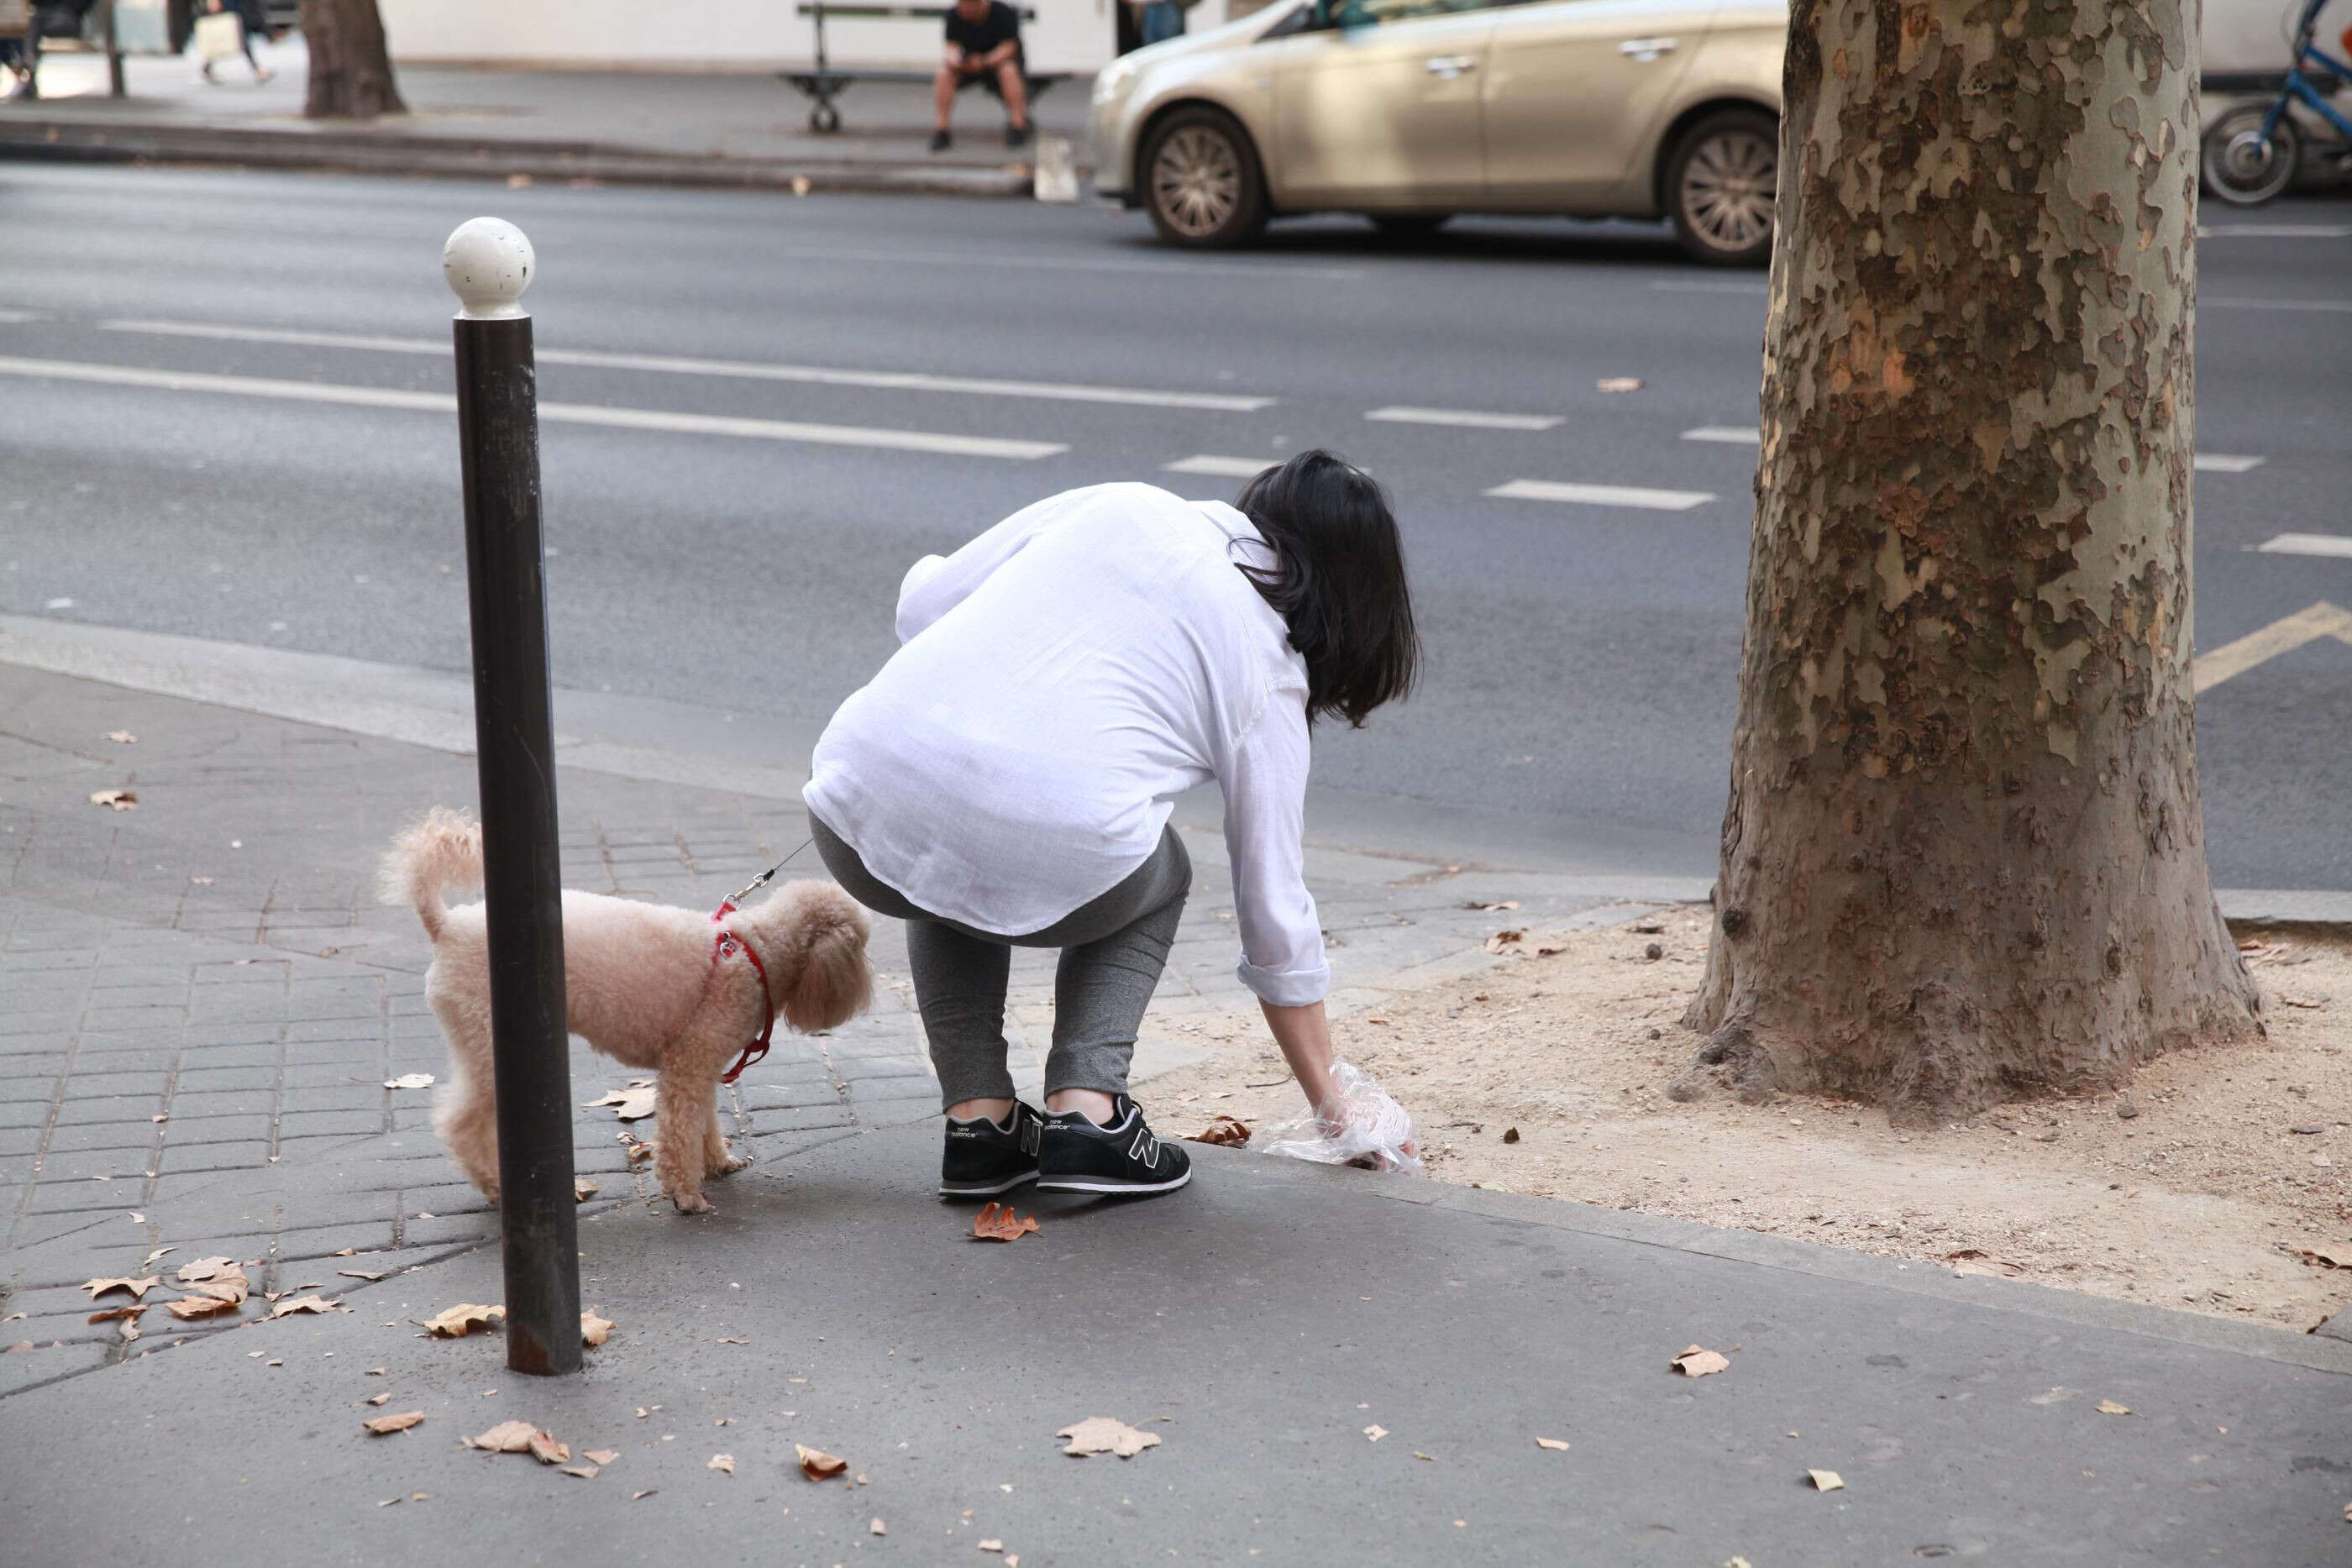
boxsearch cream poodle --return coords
[381,809,872,1213]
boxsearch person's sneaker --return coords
[929,129,953,153]
[1036,1096,1191,1195]
[1005,123,1031,149]
[939,1100,1043,1197]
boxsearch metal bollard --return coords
[443,218,582,1377]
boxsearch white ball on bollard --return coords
[444,218,535,320]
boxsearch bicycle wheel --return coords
[2202,104,2302,206]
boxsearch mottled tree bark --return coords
[300,0,403,120]
[1678,0,2260,1125]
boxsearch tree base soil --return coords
[1151,911,2350,1334]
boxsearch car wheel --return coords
[1667,109,1778,267]
[1367,214,1450,237]
[1142,107,1268,248]
[2201,104,2301,206]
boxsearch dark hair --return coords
[1232,449,1420,729]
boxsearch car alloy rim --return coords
[1682,128,1777,254]
[1152,126,1241,238]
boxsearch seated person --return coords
[934,0,1030,152]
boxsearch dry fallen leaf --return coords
[633,1490,658,1502]
[468,1419,567,1464]
[972,1202,1040,1242]
[364,1410,425,1436]
[176,1256,237,1283]
[106,730,136,744]
[5,1341,35,1354]
[559,1464,600,1480]
[795,1445,848,1481]
[979,1542,1004,1554]
[707,1454,735,1476]
[1596,376,1646,393]
[581,1310,614,1348]
[1363,1424,1389,1443]
[575,1178,599,1203]
[366,1392,391,1407]
[583,1085,659,1121]
[81,1276,160,1301]
[424,1303,505,1338]
[1464,899,1520,912]
[1188,1115,1251,1147]
[1807,1469,1845,1492]
[1945,1249,2028,1279]
[870,1519,886,1536]
[1058,1416,1162,1459]
[270,1295,337,1319]
[384,1073,435,1090]
[584,1449,618,1466]
[338,1269,387,1282]
[1671,1345,1730,1377]
[2280,995,2326,1009]
[1536,1437,1571,1451]
[2097,1400,2133,1416]
[89,789,139,810]
[626,1140,656,1165]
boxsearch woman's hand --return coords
[1258,1000,1420,1169]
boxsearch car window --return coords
[1320,0,1504,29]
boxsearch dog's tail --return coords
[380,807,483,943]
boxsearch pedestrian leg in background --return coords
[234,0,273,81]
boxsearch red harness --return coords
[707,898,775,1085]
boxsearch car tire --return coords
[1367,214,1450,237]
[1141,106,1269,248]
[1665,108,1779,267]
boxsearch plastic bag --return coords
[1257,1060,1423,1176]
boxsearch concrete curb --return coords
[0,118,1040,197]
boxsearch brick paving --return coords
[0,661,1647,1398]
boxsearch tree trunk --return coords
[300,0,403,120]
[1678,0,2261,1125]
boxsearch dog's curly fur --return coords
[381,808,872,1213]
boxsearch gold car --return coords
[1090,0,1786,265]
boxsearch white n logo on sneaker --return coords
[1129,1130,1159,1168]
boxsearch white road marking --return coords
[0,356,1066,460]
[2197,223,2352,238]
[1683,424,2263,475]
[1649,280,1768,296]
[1365,406,1562,432]
[0,308,46,324]
[2192,601,2352,692]
[99,317,1273,412]
[2258,533,2352,560]
[1163,454,1278,478]
[1485,480,1715,511]
[2203,295,2352,313]
[736,243,1363,283]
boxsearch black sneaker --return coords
[940,1100,1043,1197]
[1036,1096,1191,1195]
[1005,123,1030,149]
[929,128,953,153]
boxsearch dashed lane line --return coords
[0,308,45,324]
[95,317,1273,413]
[2258,534,2352,560]
[0,356,1068,460]
[1365,406,1562,432]
[2193,602,2352,693]
[1679,426,2265,472]
[2198,223,2352,238]
[1484,480,1715,511]
[1164,454,1279,478]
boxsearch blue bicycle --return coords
[2204,0,2352,204]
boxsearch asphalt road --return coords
[3,163,2347,888]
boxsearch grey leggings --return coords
[809,818,1191,1109]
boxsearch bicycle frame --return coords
[2258,0,2352,145]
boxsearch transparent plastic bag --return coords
[1257,1060,1423,1175]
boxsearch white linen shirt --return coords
[804,482,1329,1007]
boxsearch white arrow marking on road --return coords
[1365,406,1562,431]
[2258,534,2352,560]
[0,356,1067,460]
[1485,480,1715,511]
[97,318,1273,412]
[2192,602,2352,693]
[1678,426,2263,473]
[1164,454,1278,478]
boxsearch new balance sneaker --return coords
[1036,1096,1191,1195]
[940,1100,1044,1197]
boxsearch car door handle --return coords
[1423,55,1478,77]
[1619,36,1677,60]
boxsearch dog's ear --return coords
[781,886,873,1034]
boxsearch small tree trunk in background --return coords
[1679,0,2260,1124]
[300,0,403,119]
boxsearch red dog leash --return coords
[703,839,812,1085]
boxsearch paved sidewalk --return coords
[0,659,1646,1398]
[0,37,1088,192]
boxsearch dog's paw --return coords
[711,1153,750,1177]
[669,1190,714,1215]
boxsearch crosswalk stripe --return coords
[95,317,1273,412]
[1681,425,2265,475]
[0,356,1067,460]
[2193,602,2352,692]
[1366,406,1562,431]
[2258,533,2352,560]
[1164,454,1278,478]
[1485,480,1715,511]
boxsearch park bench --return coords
[783,2,1065,134]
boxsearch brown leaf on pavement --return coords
[584,1449,619,1466]
[366,1392,391,1406]
[86,1304,144,1324]
[1362,1424,1389,1442]
[1596,376,1646,393]
[338,1270,387,1282]
[559,1464,600,1479]
[583,1085,659,1121]
[979,1541,1004,1553]
[1057,1416,1162,1459]
[363,1410,425,1435]
[1464,900,1520,911]
[1807,1469,1845,1492]
[1536,1437,1571,1451]
[626,1140,656,1165]
[527,1430,570,1464]
[105,731,136,744]
[869,1519,886,1536]
[795,1444,848,1481]
[176,1256,237,1283]
[467,1419,567,1464]
[89,789,138,810]
[5,1341,34,1354]
[1188,1115,1251,1146]
[1671,1345,1730,1377]
[580,1310,614,1348]
[270,1295,337,1318]
[707,1454,735,1476]
[972,1202,1040,1242]
[575,1178,599,1203]
[424,1303,505,1338]
[2097,1400,2133,1416]
[81,1276,160,1301]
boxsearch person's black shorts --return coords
[951,50,1024,96]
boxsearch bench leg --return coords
[810,100,841,134]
